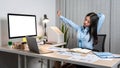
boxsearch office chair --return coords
[93,34,106,52]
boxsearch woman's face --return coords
[83,16,91,27]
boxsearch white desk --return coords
[0,43,120,68]
[0,43,66,68]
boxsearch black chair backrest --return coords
[94,34,106,52]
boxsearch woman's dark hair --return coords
[86,12,99,45]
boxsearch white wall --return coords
[0,21,1,45]
[111,0,120,54]
[0,0,56,46]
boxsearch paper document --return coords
[68,54,100,63]
[57,51,81,57]
[112,54,120,58]
[48,47,68,52]
[68,48,91,54]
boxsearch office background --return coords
[0,0,120,68]
[0,0,56,46]
[0,0,56,68]
[56,0,120,54]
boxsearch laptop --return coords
[26,36,53,54]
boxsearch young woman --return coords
[57,11,105,50]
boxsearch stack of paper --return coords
[68,48,91,54]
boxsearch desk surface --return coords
[0,43,120,68]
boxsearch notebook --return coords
[68,48,91,54]
[93,52,114,58]
[26,36,53,54]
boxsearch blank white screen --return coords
[8,15,37,38]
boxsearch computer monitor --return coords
[8,13,37,39]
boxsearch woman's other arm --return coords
[97,13,105,33]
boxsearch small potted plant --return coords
[60,23,70,48]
